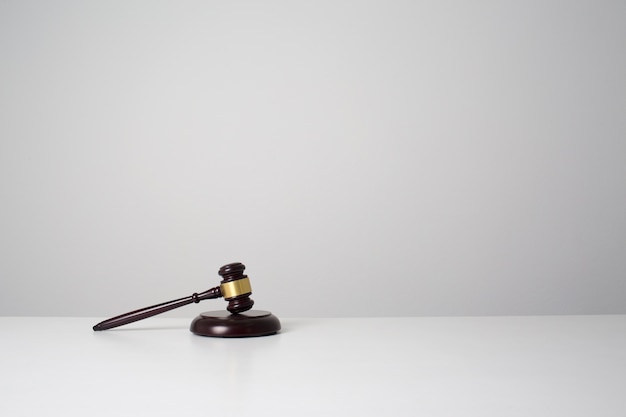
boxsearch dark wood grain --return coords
[190,310,281,338]
[219,262,255,313]
[92,286,222,331]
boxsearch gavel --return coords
[93,262,254,331]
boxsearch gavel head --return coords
[219,262,255,314]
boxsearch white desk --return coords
[1,315,625,416]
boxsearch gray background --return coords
[1,0,625,318]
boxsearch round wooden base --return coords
[190,310,281,338]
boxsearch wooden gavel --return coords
[93,262,254,331]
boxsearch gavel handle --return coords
[93,286,222,331]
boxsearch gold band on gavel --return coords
[220,277,252,299]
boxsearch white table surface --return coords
[1,315,625,416]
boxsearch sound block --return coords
[190,310,281,338]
